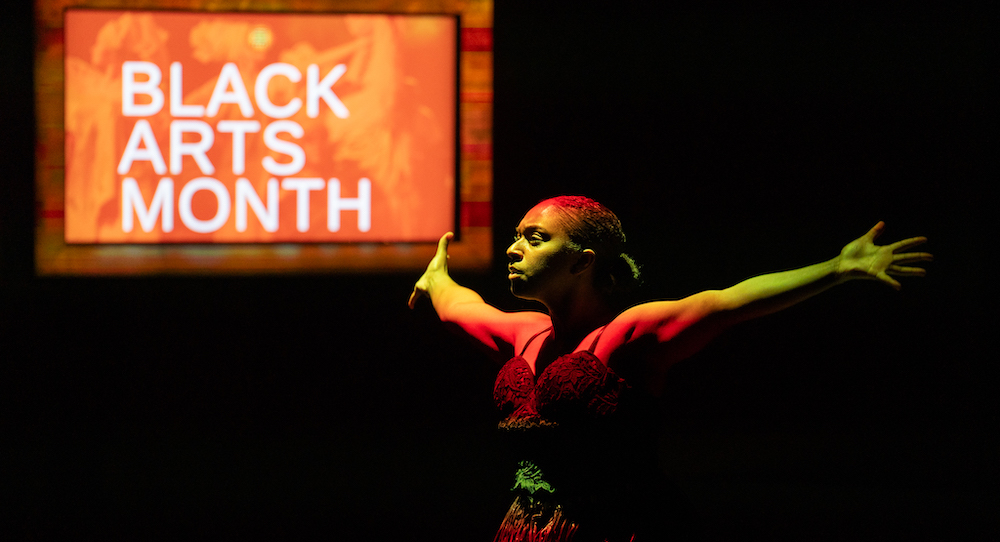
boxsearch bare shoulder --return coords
[594,291,725,360]
[507,310,553,353]
[610,292,721,334]
[438,303,550,363]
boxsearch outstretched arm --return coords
[717,221,931,322]
[409,233,547,361]
[604,222,932,368]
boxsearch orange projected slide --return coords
[64,10,456,244]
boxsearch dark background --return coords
[2,3,995,540]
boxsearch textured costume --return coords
[492,327,668,542]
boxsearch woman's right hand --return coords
[408,232,454,309]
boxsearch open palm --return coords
[839,222,933,290]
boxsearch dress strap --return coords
[519,326,553,357]
[587,324,610,353]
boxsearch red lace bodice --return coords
[493,327,628,429]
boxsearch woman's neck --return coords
[544,293,616,348]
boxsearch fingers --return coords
[437,231,454,255]
[893,251,933,264]
[889,236,928,252]
[866,221,886,241]
[407,287,423,309]
[876,271,903,291]
[887,264,928,277]
[412,232,452,309]
[884,277,902,291]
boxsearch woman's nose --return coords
[506,240,522,260]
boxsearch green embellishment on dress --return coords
[512,460,556,494]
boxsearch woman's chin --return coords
[508,279,532,299]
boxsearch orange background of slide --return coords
[64,10,456,243]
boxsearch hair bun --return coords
[610,252,642,295]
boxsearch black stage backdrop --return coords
[2,3,995,540]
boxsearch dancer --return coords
[409,196,931,541]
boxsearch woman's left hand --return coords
[838,222,933,290]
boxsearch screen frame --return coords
[34,0,493,275]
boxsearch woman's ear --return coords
[570,249,596,275]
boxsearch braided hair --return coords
[541,196,642,302]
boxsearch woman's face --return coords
[506,203,579,302]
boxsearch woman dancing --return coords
[408,196,931,541]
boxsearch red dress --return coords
[492,327,660,542]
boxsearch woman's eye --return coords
[513,231,542,244]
